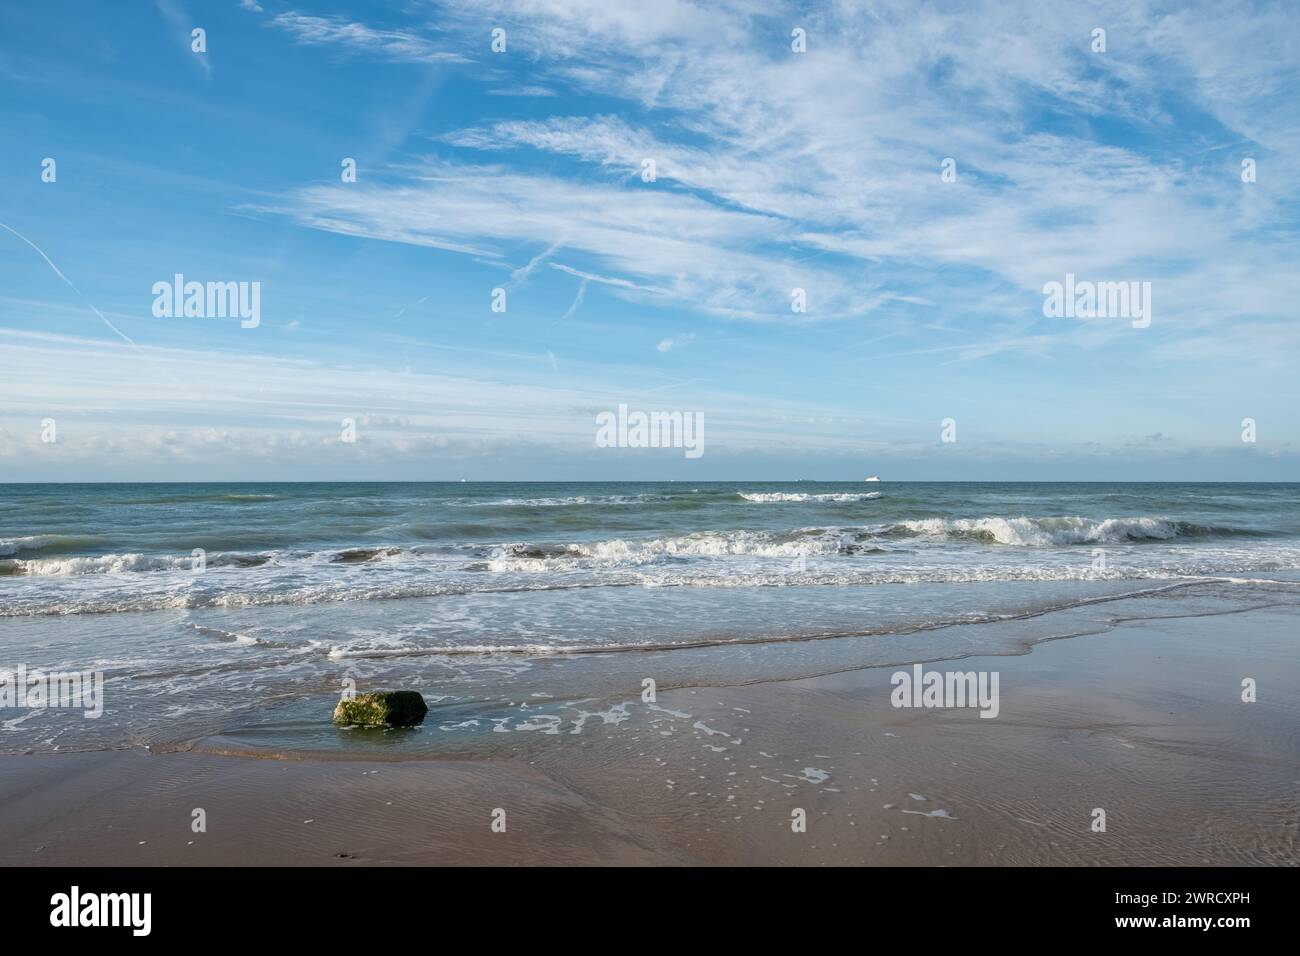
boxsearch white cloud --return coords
[0,330,964,479]
[271,12,470,64]
[261,161,863,320]
[262,0,1300,349]
[657,333,695,353]
[486,85,556,97]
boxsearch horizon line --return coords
[3,479,1298,486]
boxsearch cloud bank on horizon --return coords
[0,0,1297,480]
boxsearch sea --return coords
[2,481,1298,755]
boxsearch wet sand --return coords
[1,603,1297,866]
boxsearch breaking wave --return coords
[887,516,1243,546]
[477,493,673,507]
[0,514,1270,580]
[739,492,882,503]
[486,529,867,570]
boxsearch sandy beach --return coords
[5,0,1300,895]
[4,596,1296,867]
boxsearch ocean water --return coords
[2,481,1299,754]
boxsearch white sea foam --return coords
[484,494,666,507]
[896,515,1181,546]
[326,642,575,659]
[486,529,851,571]
[740,492,881,502]
[570,702,631,734]
[0,513,1246,583]
[9,548,327,576]
[7,549,1300,618]
[485,515,1211,573]
[13,552,192,575]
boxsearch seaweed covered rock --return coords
[332,691,428,728]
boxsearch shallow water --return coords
[2,481,1299,753]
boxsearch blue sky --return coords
[1,0,1298,481]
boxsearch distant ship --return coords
[864,475,881,482]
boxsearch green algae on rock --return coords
[332,691,429,728]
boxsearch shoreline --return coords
[2,599,1297,866]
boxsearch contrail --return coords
[510,239,563,287]
[1,220,183,385]
[0,220,140,349]
[559,277,587,322]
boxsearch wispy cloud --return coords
[271,12,470,64]
[4,0,1298,479]
[154,0,211,78]
[0,329,930,479]
[486,85,556,97]
[657,333,695,353]
[265,0,1300,348]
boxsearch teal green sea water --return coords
[2,482,1298,753]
